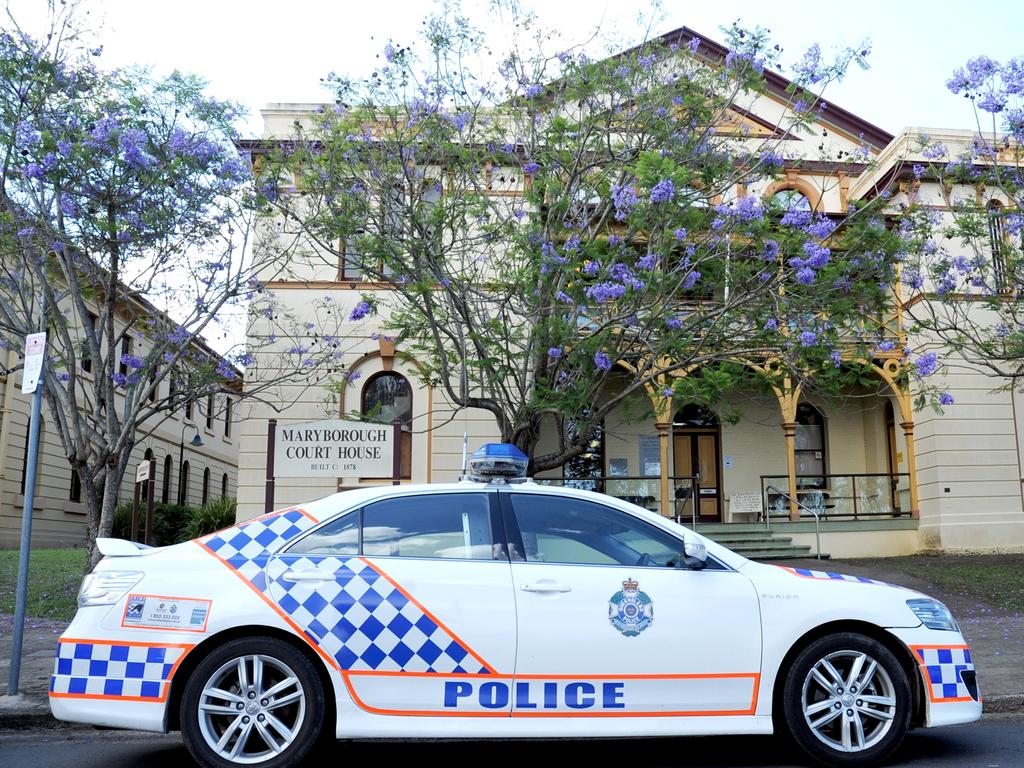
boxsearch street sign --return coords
[135,462,151,483]
[273,418,395,477]
[22,332,46,394]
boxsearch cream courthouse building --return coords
[236,28,1024,558]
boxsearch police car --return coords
[52,444,980,768]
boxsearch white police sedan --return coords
[52,445,980,768]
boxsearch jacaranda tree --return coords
[0,3,358,566]
[260,3,938,471]
[897,55,1024,392]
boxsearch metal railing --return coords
[534,474,700,527]
[765,484,823,560]
[759,473,911,520]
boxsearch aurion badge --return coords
[608,578,653,637]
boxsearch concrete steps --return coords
[696,523,828,560]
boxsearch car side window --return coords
[287,510,359,556]
[362,493,496,560]
[508,494,690,568]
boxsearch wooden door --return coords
[673,432,721,522]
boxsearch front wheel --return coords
[782,632,911,767]
[180,636,326,768]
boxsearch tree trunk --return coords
[84,462,124,571]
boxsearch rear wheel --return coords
[180,637,325,768]
[782,632,911,767]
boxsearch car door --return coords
[500,489,761,721]
[266,490,516,716]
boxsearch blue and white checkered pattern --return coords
[50,641,187,700]
[266,555,489,674]
[199,510,489,675]
[785,567,884,585]
[200,509,318,590]
[915,647,975,701]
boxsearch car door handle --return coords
[280,570,333,583]
[520,582,572,593]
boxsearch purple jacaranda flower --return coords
[611,183,638,221]
[798,330,817,347]
[586,282,627,303]
[349,301,371,321]
[649,178,675,204]
[594,351,612,371]
[523,162,540,175]
[548,347,563,359]
[796,266,816,285]
[120,354,145,369]
[939,392,955,406]
[914,351,939,378]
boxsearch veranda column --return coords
[656,420,671,519]
[783,421,800,521]
[900,420,921,518]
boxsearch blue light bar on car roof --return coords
[467,443,529,481]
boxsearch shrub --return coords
[182,497,238,541]
[110,501,196,547]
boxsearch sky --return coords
[8,0,1024,139]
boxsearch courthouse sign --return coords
[273,419,394,477]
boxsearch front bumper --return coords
[886,626,982,728]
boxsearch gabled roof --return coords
[629,26,894,151]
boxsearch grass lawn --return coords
[0,548,86,622]
[841,553,1024,615]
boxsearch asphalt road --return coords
[1,715,1023,768]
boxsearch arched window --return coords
[988,200,1008,292]
[795,403,827,488]
[179,461,190,506]
[563,415,605,492]
[201,467,210,506]
[69,468,82,503]
[162,455,172,503]
[361,371,412,478]
[221,472,229,499]
[769,188,812,213]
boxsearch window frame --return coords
[360,371,413,479]
[498,490,728,571]
[284,491,506,562]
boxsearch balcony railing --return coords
[534,475,699,525]
[759,473,911,520]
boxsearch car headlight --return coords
[78,571,144,608]
[907,598,959,631]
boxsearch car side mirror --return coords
[682,537,707,570]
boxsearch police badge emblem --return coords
[608,578,654,637]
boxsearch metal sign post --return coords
[392,419,401,486]
[145,457,156,546]
[8,317,46,696]
[131,461,154,544]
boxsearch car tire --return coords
[180,636,326,768]
[782,632,911,768]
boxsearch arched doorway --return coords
[672,404,722,522]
